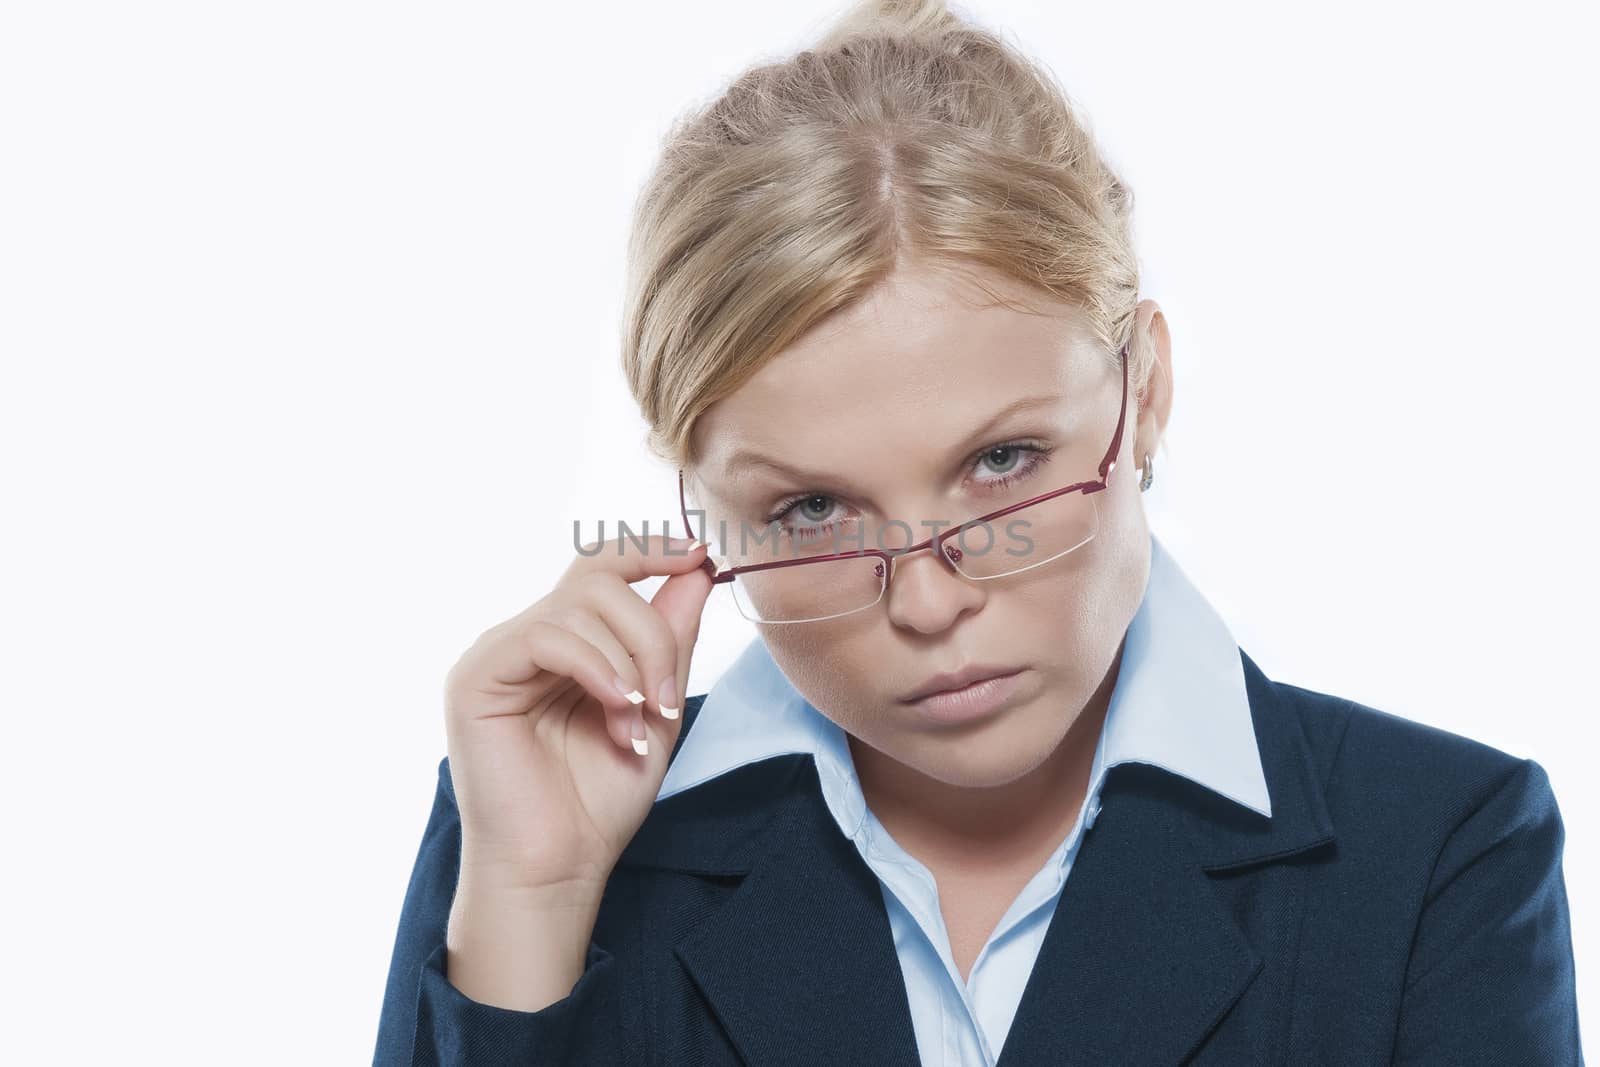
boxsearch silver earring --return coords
[1138,453,1154,492]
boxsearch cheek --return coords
[1010,524,1145,665]
[1011,570,1112,658]
[760,615,881,718]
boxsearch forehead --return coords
[692,262,1102,479]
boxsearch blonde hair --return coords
[621,0,1146,468]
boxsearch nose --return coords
[882,543,985,634]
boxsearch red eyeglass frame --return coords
[677,341,1130,589]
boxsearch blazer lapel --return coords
[995,649,1337,1066]
[992,762,1261,1066]
[658,648,1336,1066]
[672,756,923,1066]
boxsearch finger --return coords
[453,619,647,755]
[558,606,663,751]
[558,608,637,693]
[574,571,686,723]
[556,604,675,764]
[565,532,710,586]
[649,554,716,718]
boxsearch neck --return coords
[848,641,1123,875]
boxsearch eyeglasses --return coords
[677,342,1130,624]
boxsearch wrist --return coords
[444,879,604,1012]
[453,869,607,919]
[457,845,613,904]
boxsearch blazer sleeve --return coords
[372,757,636,1067]
[1391,757,1584,1064]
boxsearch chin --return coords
[896,694,1071,789]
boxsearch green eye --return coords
[981,446,1021,474]
[798,495,832,521]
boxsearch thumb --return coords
[649,557,716,712]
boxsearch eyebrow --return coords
[718,393,1075,489]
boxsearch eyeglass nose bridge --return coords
[877,524,978,585]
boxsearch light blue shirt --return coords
[657,532,1273,1066]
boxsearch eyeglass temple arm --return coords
[1097,342,1131,485]
[677,469,734,583]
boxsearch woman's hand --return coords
[442,532,714,899]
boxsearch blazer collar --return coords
[627,648,1334,1066]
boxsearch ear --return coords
[1130,299,1173,471]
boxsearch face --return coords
[688,259,1172,790]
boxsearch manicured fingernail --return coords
[613,676,645,704]
[658,676,679,720]
[630,715,649,756]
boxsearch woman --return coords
[374,2,1581,1063]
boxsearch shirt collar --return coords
[657,532,1272,823]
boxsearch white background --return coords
[2,0,1594,1060]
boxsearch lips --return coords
[899,663,1026,704]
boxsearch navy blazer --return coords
[375,649,1584,1065]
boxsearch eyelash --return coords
[763,439,1056,528]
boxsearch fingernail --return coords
[630,715,649,756]
[613,676,646,704]
[658,676,679,720]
